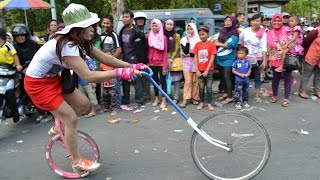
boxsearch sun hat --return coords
[56,3,100,35]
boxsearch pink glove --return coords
[116,67,135,81]
[131,63,145,70]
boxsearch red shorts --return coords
[24,75,64,111]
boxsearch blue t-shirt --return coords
[78,56,96,86]
[232,59,252,82]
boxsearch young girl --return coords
[193,26,217,110]
[147,19,168,108]
[179,23,200,108]
[275,16,304,72]
[164,19,182,103]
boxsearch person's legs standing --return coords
[242,82,250,106]
[253,63,262,102]
[299,61,314,98]
[115,78,122,107]
[173,81,180,101]
[206,71,214,105]
[180,72,192,107]
[84,84,98,116]
[272,68,282,99]
[197,75,205,109]
[283,70,293,100]
[142,75,151,101]
[133,76,144,105]
[222,66,233,103]
[314,65,320,96]
[191,72,200,102]
[159,66,167,108]
[122,80,130,105]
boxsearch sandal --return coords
[196,103,204,110]
[208,104,215,111]
[221,98,234,105]
[84,113,96,118]
[315,92,320,99]
[255,97,262,103]
[282,99,289,107]
[179,102,187,108]
[36,115,44,122]
[218,94,228,101]
[270,96,278,103]
[192,100,199,105]
[172,99,179,104]
[299,91,309,99]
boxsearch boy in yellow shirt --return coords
[0,28,22,71]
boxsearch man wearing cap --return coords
[24,3,146,173]
[134,11,150,101]
[119,10,147,106]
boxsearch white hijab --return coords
[180,23,200,51]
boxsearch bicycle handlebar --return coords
[140,67,153,77]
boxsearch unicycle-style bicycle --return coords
[141,67,271,180]
[45,67,270,179]
[45,118,100,178]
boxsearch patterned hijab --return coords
[218,16,239,42]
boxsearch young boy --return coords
[232,47,252,110]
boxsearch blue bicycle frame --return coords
[141,67,231,151]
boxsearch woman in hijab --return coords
[179,23,200,108]
[215,16,239,104]
[164,19,182,103]
[267,13,292,107]
[147,19,168,108]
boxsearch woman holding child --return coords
[267,13,293,107]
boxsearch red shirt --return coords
[193,41,217,71]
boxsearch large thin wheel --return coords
[191,112,271,180]
[45,131,100,178]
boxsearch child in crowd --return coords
[232,47,252,110]
[147,18,168,108]
[78,56,98,118]
[275,16,304,72]
[100,64,118,115]
[193,26,216,110]
[164,19,182,103]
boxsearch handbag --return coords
[170,57,183,71]
[166,71,172,95]
[61,69,78,94]
[284,53,301,71]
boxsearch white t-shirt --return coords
[26,39,80,78]
[239,27,267,60]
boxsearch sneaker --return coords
[48,126,57,136]
[72,157,100,172]
[243,102,250,109]
[235,103,242,110]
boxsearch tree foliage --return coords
[284,0,320,18]
[4,0,238,35]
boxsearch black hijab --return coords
[163,19,176,52]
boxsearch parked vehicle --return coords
[0,64,19,124]
[115,8,225,36]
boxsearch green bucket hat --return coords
[56,3,100,34]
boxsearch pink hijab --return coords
[267,13,289,48]
[180,23,200,51]
[148,19,165,51]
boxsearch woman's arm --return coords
[113,47,122,59]
[181,43,190,54]
[65,56,117,83]
[171,34,181,59]
[90,47,131,68]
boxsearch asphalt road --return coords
[0,76,320,180]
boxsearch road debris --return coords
[107,118,121,124]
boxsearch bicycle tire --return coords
[190,112,271,180]
[45,130,100,178]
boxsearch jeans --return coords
[172,81,180,100]
[115,78,122,107]
[218,65,234,98]
[198,71,213,104]
[122,76,144,105]
[150,66,167,97]
[300,61,320,93]
[234,81,249,103]
[252,61,262,90]
[272,67,292,99]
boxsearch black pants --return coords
[122,76,144,105]
[218,65,234,98]
[151,66,167,96]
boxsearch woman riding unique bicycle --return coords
[24,3,145,173]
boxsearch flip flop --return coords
[298,92,309,99]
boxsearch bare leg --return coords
[51,89,90,163]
